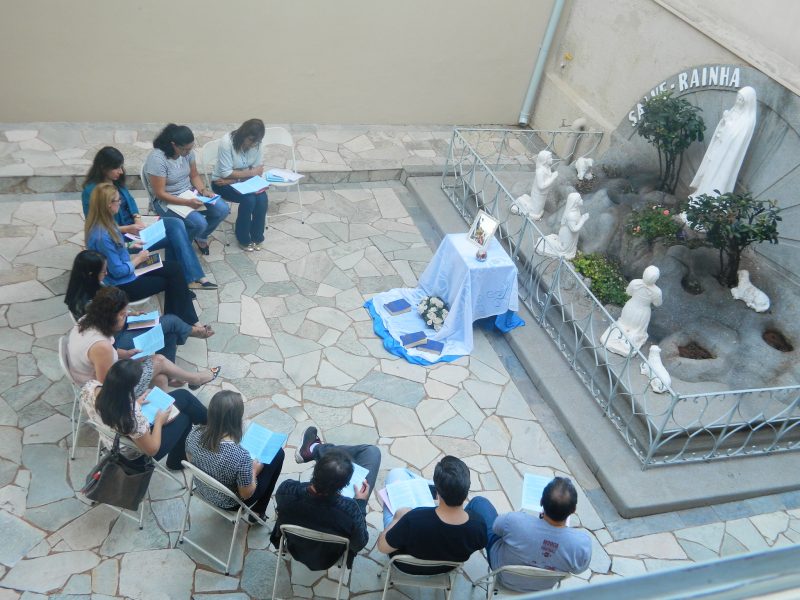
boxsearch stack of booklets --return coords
[266,168,304,183]
[240,423,288,464]
[398,332,444,355]
[134,254,163,276]
[127,310,160,330]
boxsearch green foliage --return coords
[626,204,682,244]
[636,92,705,193]
[684,192,782,287]
[571,252,629,306]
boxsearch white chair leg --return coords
[224,510,243,575]
[70,400,83,460]
[272,536,285,600]
[178,486,193,545]
[380,564,392,600]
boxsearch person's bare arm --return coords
[132,409,169,456]
[149,174,204,209]
[376,507,411,554]
[88,341,117,383]
[238,459,261,500]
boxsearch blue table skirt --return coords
[364,297,525,366]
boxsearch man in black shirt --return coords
[377,456,487,574]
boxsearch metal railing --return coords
[441,127,800,466]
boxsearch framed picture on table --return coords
[467,210,499,250]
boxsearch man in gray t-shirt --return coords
[466,477,592,592]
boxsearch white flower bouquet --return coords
[417,296,449,332]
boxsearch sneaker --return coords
[239,243,254,252]
[295,426,321,463]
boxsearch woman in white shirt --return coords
[211,119,268,252]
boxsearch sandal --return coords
[252,243,263,251]
[194,240,210,256]
[189,366,222,390]
[189,324,215,339]
[188,280,219,290]
[239,243,254,252]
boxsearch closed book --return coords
[384,299,411,316]
[417,339,444,355]
[400,331,427,348]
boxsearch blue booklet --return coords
[384,298,411,316]
[231,175,270,195]
[126,310,160,330]
[240,423,288,464]
[400,331,427,348]
[198,194,220,204]
[131,323,165,359]
[339,462,370,498]
[417,339,444,355]
[138,219,166,250]
[140,387,175,424]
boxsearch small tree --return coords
[636,92,705,194]
[684,192,782,287]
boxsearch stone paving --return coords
[0,135,798,598]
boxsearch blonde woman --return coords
[85,182,199,325]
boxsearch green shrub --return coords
[626,204,682,244]
[571,252,629,306]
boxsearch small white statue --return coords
[575,157,594,181]
[731,269,770,312]
[535,192,589,260]
[639,345,671,393]
[601,265,663,356]
[689,86,757,202]
[528,150,559,220]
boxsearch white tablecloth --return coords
[369,234,520,360]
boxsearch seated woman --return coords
[67,286,221,393]
[82,146,217,290]
[144,124,230,256]
[81,359,207,469]
[186,391,284,522]
[211,119,268,251]
[85,182,199,327]
[64,250,213,364]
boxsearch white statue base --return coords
[600,325,646,356]
[731,269,769,312]
[575,157,594,181]
[535,234,578,260]
[513,194,543,220]
[639,345,671,393]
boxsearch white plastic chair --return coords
[198,138,223,190]
[262,127,304,223]
[472,564,569,597]
[178,460,267,574]
[272,524,350,600]
[379,554,464,600]
[58,335,84,460]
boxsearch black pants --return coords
[245,449,285,515]
[153,390,208,469]
[118,260,198,325]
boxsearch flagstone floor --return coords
[0,178,798,600]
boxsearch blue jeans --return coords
[154,198,230,245]
[147,216,205,283]
[115,314,192,363]
[465,496,501,559]
[212,183,268,246]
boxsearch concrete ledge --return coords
[408,175,800,518]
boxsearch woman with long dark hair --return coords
[81,359,207,469]
[66,286,220,393]
[143,124,230,255]
[82,147,217,290]
[186,391,284,522]
[85,182,200,326]
[211,119,268,251]
[64,250,213,363]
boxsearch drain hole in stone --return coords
[678,341,714,359]
[681,274,703,295]
[763,329,793,352]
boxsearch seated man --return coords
[466,477,592,592]
[270,426,381,570]
[377,456,487,574]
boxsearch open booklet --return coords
[140,387,180,424]
[380,476,436,515]
[168,190,218,217]
[231,175,269,195]
[133,253,163,277]
[339,462,370,499]
[131,323,164,359]
[521,473,572,525]
[240,423,288,464]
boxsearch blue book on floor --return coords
[400,331,427,348]
[384,298,411,316]
[416,339,444,355]
[240,423,288,464]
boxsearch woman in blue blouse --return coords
[211,119,268,251]
[82,147,218,290]
[85,183,199,326]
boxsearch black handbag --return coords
[81,434,155,511]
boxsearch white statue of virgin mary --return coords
[689,86,757,201]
